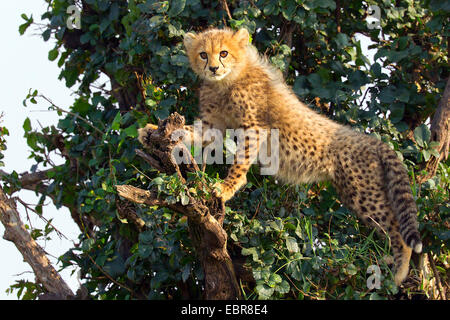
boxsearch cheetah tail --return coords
[378,143,423,254]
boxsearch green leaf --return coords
[343,263,358,276]
[397,88,410,103]
[414,124,431,148]
[123,124,138,138]
[180,194,190,205]
[268,219,283,232]
[281,1,297,20]
[267,273,282,287]
[48,48,59,61]
[315,0,336,10]
[379,87,396,103]
[72,99,90,116]
[276,280,290,294]
[369,292,386,300]
[389,103,404,123]
[138,244,152,259]
[168,0,186,17]
[23,118,31,133]
[438,230,450,241]
[111,112,122,131]
[149,15,165,28]
[335,33,350,49]
[181,263,191,282]
[256,284,274,300]
[171,54,189,66]
[422,149,430,162]
[241,247,259,261]
[42,29,51,42]
[18,14,33,35]
[370,63,382,78]
[103,255,126,278]
[151,177,164,186]
[263,2,276,15]
[286,236,299,253]
[81,238,95,251]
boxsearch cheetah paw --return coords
[138,123,158,146]
[212,182,234,203]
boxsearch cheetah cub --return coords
[138,28,422,285]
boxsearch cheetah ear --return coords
[233,28,250,46]
[183,32,197,51]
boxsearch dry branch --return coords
[0,187,75,299]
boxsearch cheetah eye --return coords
[199,52,208,60]
[220,51,228,58]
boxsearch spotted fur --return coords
[138,28,422,285]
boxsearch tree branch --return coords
[430,77,450,161]
[0,187,75,299]
[0,167,56,191]
[420,77,450,182]
[220,0,233,21]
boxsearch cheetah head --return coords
[183,28,250,82]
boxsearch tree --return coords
[0,0,448,300]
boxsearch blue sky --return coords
[0,1,80,299]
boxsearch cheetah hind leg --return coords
[362,213,412,285]
[334,184,413,285]
[358,210,412,285]
[388,223,413,286]
[334,150,414,286]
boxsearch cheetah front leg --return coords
[214,127,261,202]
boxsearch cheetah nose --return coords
[209,66,219,73]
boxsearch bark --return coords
[116,113,241,300]
[280,22,297,80]
[0,187,75,299]
[430,77,450,160]
[420,77,450,182]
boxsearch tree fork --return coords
[116,113,241,300]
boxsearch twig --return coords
[284,272,314,299]
[135,149,165,172]
[16,197,69,241]
[220,0,233,20]
[39,94,105,136]
[85,253,141,299]
[427,252,446,300]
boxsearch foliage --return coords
[0,113,8,168]
[2,0,448,299]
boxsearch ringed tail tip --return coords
[414,241,423,254]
